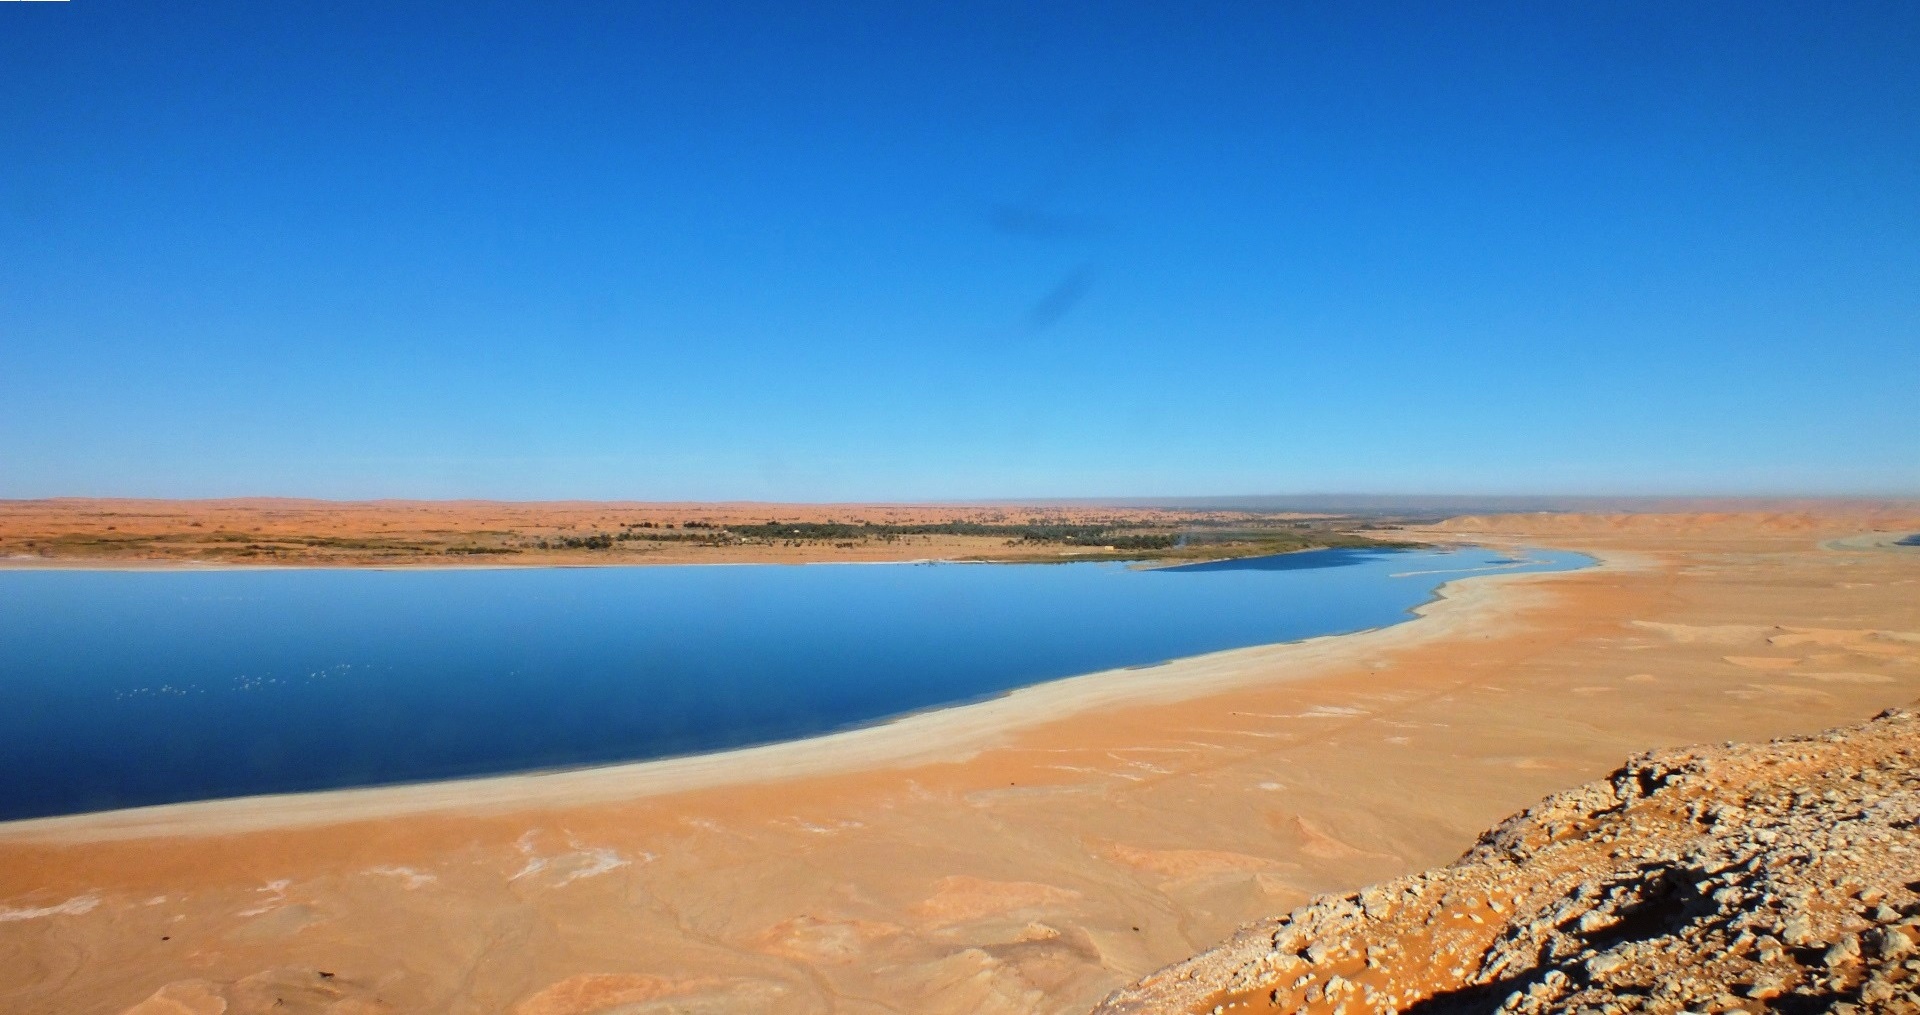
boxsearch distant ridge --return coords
[995,494,1920,517]
[5,494,1917,518]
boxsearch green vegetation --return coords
[721,520,1177,550]
[1133,529,1418,563]
[515,517,1418,561]
[612,529,709,543]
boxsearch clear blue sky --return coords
[3,2,1915,500]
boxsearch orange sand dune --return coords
[1436,507,1920,537]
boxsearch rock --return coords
[1822,933,1861,968]
[1090,709,1920,1015]
[1744,973,1790,1000]
[1872,926,1915,959]
[1585,952,1629,978]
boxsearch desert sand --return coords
[2,509,1918,1015]
[0,498,1330,568]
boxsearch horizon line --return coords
[5,493,1919,510]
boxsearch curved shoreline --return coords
[0,547,1622,844]
[1821,531,1920,553]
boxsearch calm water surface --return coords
[0,546,1587,820]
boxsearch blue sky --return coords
[3,2,1915,500]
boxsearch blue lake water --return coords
[0,546,1587,821]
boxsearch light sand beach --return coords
[2,510,1918,1014]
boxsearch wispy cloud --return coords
[1026,264,1094,329]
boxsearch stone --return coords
[1822,934,1861,968]
[1743,973,1790,1000]
[1585,952,1628,978]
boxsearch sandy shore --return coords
[3,510,1918,1015]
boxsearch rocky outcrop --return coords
[1094,706,1920,1015]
